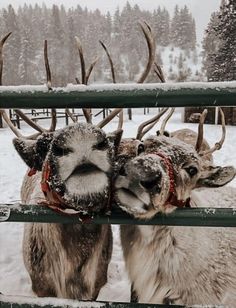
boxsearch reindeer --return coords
[0,30,123,300]
[115,109,236,305]
[1,107,124,300]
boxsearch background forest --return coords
[0,0,235,86]
[0,2,198,86]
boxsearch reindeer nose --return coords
[140,174,162,191]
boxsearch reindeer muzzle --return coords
[39,161,93,222]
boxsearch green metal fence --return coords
[1,81,236,308]
[0,82,236,108]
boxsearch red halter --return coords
[28,162,92,222]
[150,151,191,208]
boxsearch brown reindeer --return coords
[115,109,236,305]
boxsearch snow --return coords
[1,108,236,304]
[0,81,236,94]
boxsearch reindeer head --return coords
[13,122,122,215]
[1,106,122,215]
[115,109,236,219]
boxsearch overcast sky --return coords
[0,0,222,41]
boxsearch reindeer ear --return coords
[13,133,54,171]
[13,138,37,169]
[107,129,123,153]
[197,165,236,187]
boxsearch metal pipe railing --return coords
[1,204,236,227]
[0,82,236,108]
[0,294,184,308]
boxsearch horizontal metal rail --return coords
[1,204,236,227]
[0,82,236,108]
[0,294,220,308]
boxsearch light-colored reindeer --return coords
[0,31,121,299]
[115,109,236,306]
[2,108,123,299]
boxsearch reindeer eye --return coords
[53,145,72,157]
[137,144,145,155]
[95,139,108,150]
[185,166,198,177]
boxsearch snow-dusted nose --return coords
[126,155,163,192]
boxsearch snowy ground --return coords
[1,108,236,303]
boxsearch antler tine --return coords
[99,40,123,130]
[75,36,86,84]
[65,108,77,123]
[0,32,12,86]
[75,36,93,124]
[44,40,57,132]
[159,108,175,135]
[195,109,208,152]
[99,40,116,83]
[14,109,45,133]
[85,56,100,85]
[154,62,165,83]
[0,109,41,139]
[200,108,226,156]
[82,109,92,124]
[118,110,124,130]
[49,108,57,132]
[97,108,122,129]
[44,40,52,91]
[137,21,156,83]
[136,108,169,140]
[0,109,23,138]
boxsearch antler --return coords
[44,40,52,91]
[159,108,175,135]
[97,108,123,129]
[0,32,12,86]
[195,109,208,152]
[197,108,226,156]
[136,36,174,141]
[99,40,123,131]
[136,108,169,140]
[75,36,100,124]
[0,109,42,139]
[99,40,116,83]
[154,62,165,83]
[137,21,156,83]
[1,39,57,139]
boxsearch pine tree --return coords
[203,0,236,81]
[2,5,21,85]
[48,4,66,85]
[170,5,180,46]
[202,12,221,80]
[212,0,236,80]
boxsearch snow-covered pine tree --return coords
[170,5,180,46]
[212,0,236,81]
[2,5,21,85]
[202,12,221,81]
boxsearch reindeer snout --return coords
[126,155,163,192]
[140,174,162,191]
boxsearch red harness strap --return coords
[28,160,111,222]
[150,151,191,208]
[40,161,94,222]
